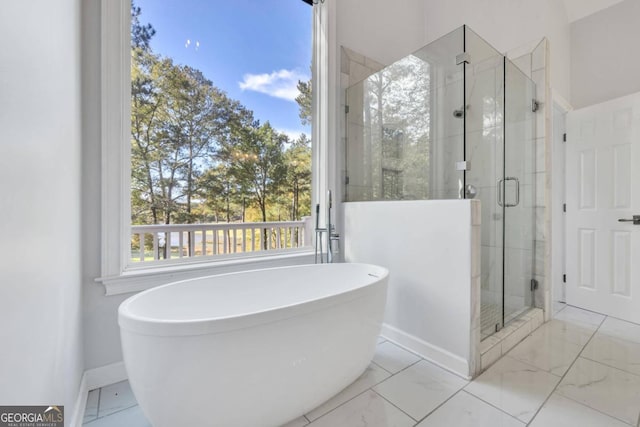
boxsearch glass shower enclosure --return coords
[344,25,537,339]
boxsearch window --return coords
[98,0,329,294]
[129,1,312,265]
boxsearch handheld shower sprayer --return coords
[314,204,322,263]
[327,191,333,263]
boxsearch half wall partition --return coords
[344,25,537,340]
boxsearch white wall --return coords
[344,201,481,378]
[337,0,425,67]
[0,0,84,422]
[80,0,140,372]
[422,0,571,101]
[563,0,626,23]
[570,0,640,109]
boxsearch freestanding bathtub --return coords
[118,263,389,427]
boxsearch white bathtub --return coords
[118,263,389,427]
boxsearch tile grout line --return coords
[579,354,640,378]
[553,362,639,426]
[549,379,635,426]
[306,354,422,424]
[368,346,500,425]
[411,388,466,426]
[370,359,392,374]
[553,353,637,424]
[95,388,101,420]
[312,335,470,422]
[469,333,568,425]
[546,314,640,426]
[456,389,528,426]
[387,329,543,427]
[603,314,640,328]
[370,388,419,423]
[525,313,611,426]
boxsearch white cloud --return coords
[277,128,308,142]
[239,69,308,101]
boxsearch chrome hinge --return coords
[456,52,471,65]
[530,278,539,292]
[345,105,350,114]
[563,274,566,283]
[532,99,541,112]
[455,160,471,171]
[563,133,567,142]
[563,203,566,213]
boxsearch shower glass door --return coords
[464,27,537,337]
[503,59,536,322]
[463,27,506,337]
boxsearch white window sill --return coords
[96,249,316,296]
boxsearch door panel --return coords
[566,93,640,323]
[503,59,536,321]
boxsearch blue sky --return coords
[136,0,312,141]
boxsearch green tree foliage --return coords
[130,3,312,234]
[352,56,430,201]
[284,134,312,220]
[295,79,312,126]
[197,163,243,223]
[220,122,287,223]
[291,73,312,219]
[131,2,155,51]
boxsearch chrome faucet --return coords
[315,190,340,263]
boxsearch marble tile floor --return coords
[83,305,640,427]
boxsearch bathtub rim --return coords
[118,263,389,337]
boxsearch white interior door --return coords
[566,92,640,323]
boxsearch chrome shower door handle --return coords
[497,178,505,207]
[498,177,520,207]
[505,177,520,207]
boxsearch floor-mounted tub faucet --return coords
[315,190,340,263]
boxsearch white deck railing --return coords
[130,218,312,263]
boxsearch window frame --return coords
[97,0,324,295]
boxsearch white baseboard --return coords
[381,323,471,380]
[85,361,128,390]
[68,362,128,427]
